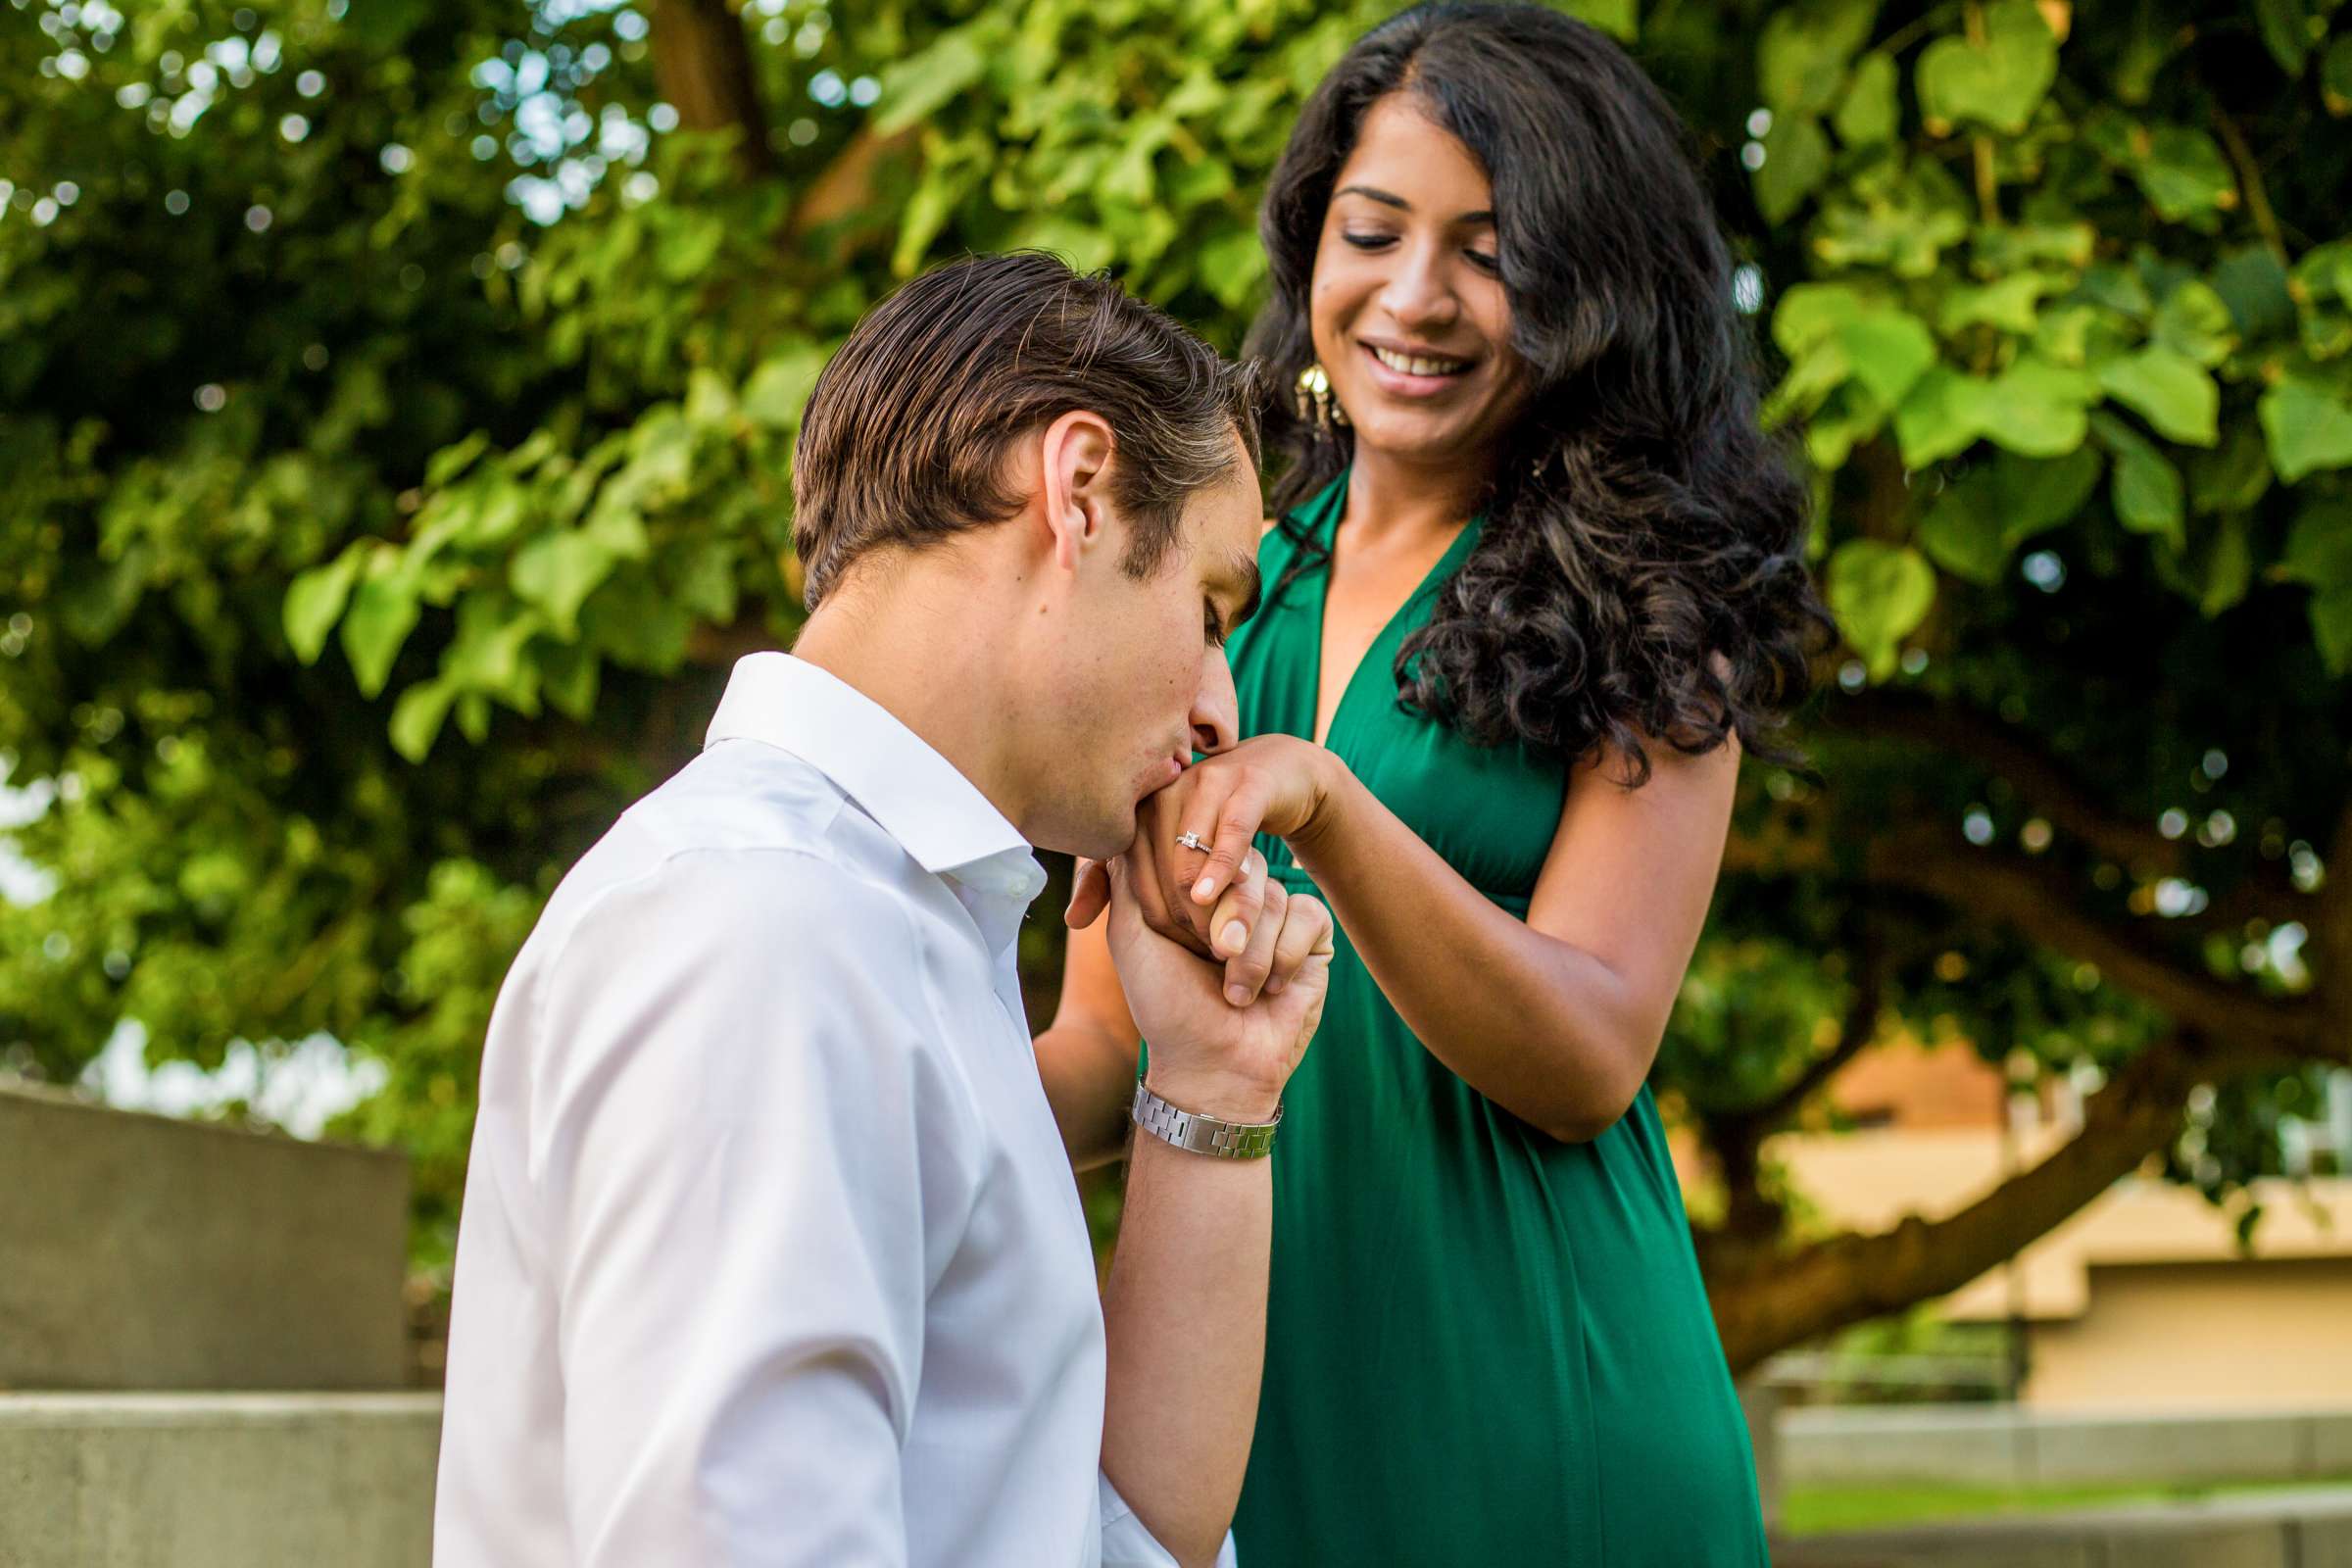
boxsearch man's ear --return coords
[1038,409,1116,574]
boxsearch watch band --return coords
[1131,1080,1282,1160]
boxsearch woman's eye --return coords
[1341,231,1396,251]
[1466,249,1500,272]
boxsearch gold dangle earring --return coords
[1295,362,1347,434]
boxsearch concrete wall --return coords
[0,1393,439,1568]
[1783,1403,2352,1489]
[2025,1259,2352,1409]
[0,1085,411,1391]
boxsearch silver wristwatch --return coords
[1130,1080,1283,1160]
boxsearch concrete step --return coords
[0,1392,440,1568]
[1782,1402,2352,1489]
[1775,1484,2352,1568]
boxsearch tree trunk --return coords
[652,0,773,176]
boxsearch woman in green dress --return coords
[1049,5,1827,1560]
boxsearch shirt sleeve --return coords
[1099,1472,1241,1568]
[533,849,978,1568]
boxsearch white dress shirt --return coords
[435,652,1222,1568]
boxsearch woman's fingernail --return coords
[1265,976,1286,995]
[1226,984,1251,1006]
[1195,876,1217,903]
[1221,921,1248,955]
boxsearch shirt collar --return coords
[705,653,1046,908]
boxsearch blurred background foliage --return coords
[3,0,2349,1370]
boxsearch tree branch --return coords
[1830,690,2181,876]
[1823,689,2312,945]
[2318,796,2352,1039]
[1706,1037,2237,1373]
[1750,925,1886,1131]
[2212,105,2287,264]
[1865,825,2327,1060]
[788,124,920,238]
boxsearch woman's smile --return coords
[1357,335,1481,397]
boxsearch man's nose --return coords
[1191,654,1240,757]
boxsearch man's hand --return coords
[1100,854,1333,1123]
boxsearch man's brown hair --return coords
[791,251,1260,608]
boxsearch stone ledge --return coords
[0,1392,442,1568]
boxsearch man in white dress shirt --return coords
[433,251,1332,1568]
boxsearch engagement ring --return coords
[1176,831,1208,852]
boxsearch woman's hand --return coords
[1165,732,1336,904]
[1066,735,1343,1006]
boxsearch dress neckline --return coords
[1295,471,1485,752]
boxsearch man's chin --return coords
[1028,801,1139,866]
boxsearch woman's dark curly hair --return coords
[1247,1,1829,783]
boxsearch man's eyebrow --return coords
[1334,184,1494,225]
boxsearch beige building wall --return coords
[2022,1259,2352,1411]
[1761,1118,2352,1411]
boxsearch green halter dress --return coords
[1222,473,1768,1565]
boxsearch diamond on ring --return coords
[1176,831,1208,852]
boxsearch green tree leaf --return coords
[1833,51,1900,145]
[341,568,421,700]
[2212,246,2297,337]
[1916,0,2059,134]
[1198,226,1270,311]
[2151,281,2238,366]
[2325,36,2352,116]
[1754,114,1834,223]
[1980,357,2100,457]
[2198,513,2254,617]
[2254,0,2312,76]
[2094,411,2185,544]
[2131,125,2236,222]
[1894,366,1992,466]
[2187,423,2274,514]
[283,547,363,664]
[1774,282,1878,356]
[668,537,741,624]
[741,349,826,431]
[1758,0,1881,115]
[510,531,618,639]
[1939,273,2048,335]
[389,677,458,763]
[2260,378,2352,482]
[1838,308,1938,406]
[1918,447,2105,584]
[2098,347,2220,445]
[874,24,995,135]
[1561,0,1640,41]
[2312,589,2352,673]
[2281,500,2352,588]
[1827,539,1936,678]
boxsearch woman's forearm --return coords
[1287,758,1658,1141]
[1034,1020,1140,1170]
